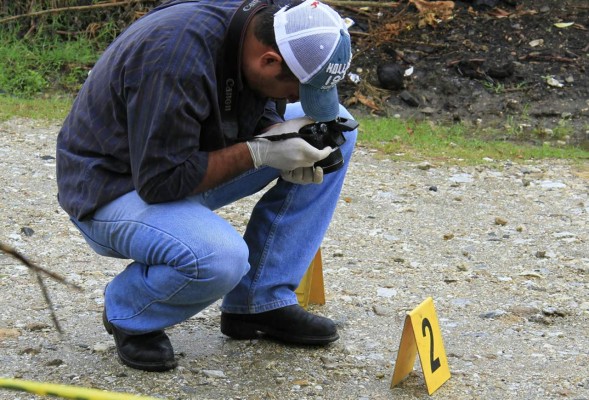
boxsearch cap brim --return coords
[300,84,340,122]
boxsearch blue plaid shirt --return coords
[56,0,283,220]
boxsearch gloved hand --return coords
[281,166,324,184]
[263,117,315,136]
[247,117,332,171]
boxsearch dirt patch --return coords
[341,0,589,145]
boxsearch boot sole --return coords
[221,319,339,345]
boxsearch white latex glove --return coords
[281,166,324,184]
[247,117,332,171]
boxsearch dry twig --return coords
[0,1,402,25]
[323,1,401,7]
[519,53,578,64]
[0,241,82,334]
[0,0,159,24]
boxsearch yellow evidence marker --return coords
[391,297,451,395]
[295,249,325,309]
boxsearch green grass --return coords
[0,29,94,121]
[0,94,72,121]
[0,30,97,97]
[1,95,588,165]
[357,117,589,164]
[1,95,587,165]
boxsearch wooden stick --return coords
[0,0,159,24]
[0,0,401,25]
[323,1,401,7]
[0,242,82,290]
[34,272,63,334]
[519,53,577,64]
[1,241,83,334]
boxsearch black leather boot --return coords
[221,304,339,345]
[103,309,177,372]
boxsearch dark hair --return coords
[254,2,303,82]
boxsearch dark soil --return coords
[340,0,589,145]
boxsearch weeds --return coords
[552,118,574,141]
[482,81,505,94]
[357,116,589,164]
[0,29,97,96]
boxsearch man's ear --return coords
[260,51,283,71]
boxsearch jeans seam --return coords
[80,217,201,280]
[110,276,195,323]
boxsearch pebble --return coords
[417,161,433,170]
[494,217,508,226]
[539,180,566,189]
[449,173,474,183]
[20,227,34,237]
[92,342,111,353]
[0,328,20,339]
[552,231,576,239]
[376,63,405,91]
[376,288,397,298]
[202,370,226,379]
[480,310,507,319]
[372,305,392,316]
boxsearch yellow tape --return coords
[0,378,164,400]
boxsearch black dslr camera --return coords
[295,117,359,174]
[253,117,358,174]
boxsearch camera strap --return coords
[218,0,272,140]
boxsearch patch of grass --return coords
[2,98,587,165]
[357,117,589,164]
[482,81,505,94]
[0,29,97,97]
[0,94,72,121]
[551,118,575,141]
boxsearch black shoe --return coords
[102,309,177,372]
[220,304,339,345]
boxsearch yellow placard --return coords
[295,249,325,309]
[391,297,451,395]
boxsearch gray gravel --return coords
[1,118,589,400]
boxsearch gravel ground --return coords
[1,118,589,400]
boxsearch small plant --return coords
[482,81,505,94]
[552,118,574,141]
[0,64,48,96]
[503,115,524,139]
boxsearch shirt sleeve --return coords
[255,99,287,133]
[125,69,211,204]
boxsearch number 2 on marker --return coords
[422,317,441,373]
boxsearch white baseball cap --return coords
[274,0,352,122]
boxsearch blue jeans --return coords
[72,103,357,334]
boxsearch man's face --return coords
[243,61,300,103]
